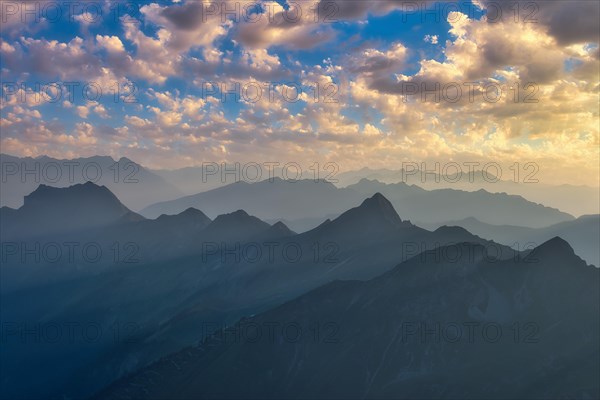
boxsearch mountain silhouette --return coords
[301,192,413,242]
[348,179,574,228]
[97,238,599,399]
[112,208,213,251]
[0,153,183,210]
[0,186,576,400]
[424,215,600,267]
[526,236,577,260]
[261,221,296,239]
[1,182,144,239]
[335,167,600,217]
[202,209,272,242]
[154,208,211,230]
[141,177,575,231]
[335,192,403,226]
[141,178,358,223]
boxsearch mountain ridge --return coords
[95,238,599,399]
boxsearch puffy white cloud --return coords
[0,0,597,185]
[478,0,600,45]
[76,105,90,118]
[346,42,408,75]
[93,103,110,119]
[234,1,335,49]
[96,35,125,53]
[241,49,281,73]
[424,35,438,44]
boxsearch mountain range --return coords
[421,215,599,267]
[1,182,143,240]
[0,182,525,399]
[0,154,183,210]
[141,178,574,230]
[152,164,600,217]
[98,238,599,399]
[3,154,596,221]
[1,180,597,399]
[335,167,600,217]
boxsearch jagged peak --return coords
[180,207,209,217]
[157,207,210,221]
[534,236,575,255]
[24,182,116,205]
[271,221,290,230]
[321,193,405,234]
[229,209,250,218]
[355,192,402,223]
[209,209,262,227]
[118,156,135,164]
[357,178,383,185]
[360,192,390,207]
[523,236,591,266]
[266,221,295,236]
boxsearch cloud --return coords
[140,2,230,52]
[2,37,101,80]
[234,1,336,49]
[145,89,209,127]
[76,105,90,118]
[0,0,597,185]
[346,42,408,75]
[312,0,403,20]
[240,48,281,73]
[424,35,438,44]
[366,10,570,100]
[96,35,125,53]
[478,0,600,46]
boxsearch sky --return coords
[0,0,599,186]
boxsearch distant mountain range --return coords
[141,178,574,230]
[1,182,143,239]
[421,215,599,267]
[1,182,524,399]
[0,154,183,210]
[335,167,600,217]
[1,179,597,399]
[152,164,599,218]
[98,238,599,399]
[347,179,574,228]
[141,178,358,224]
[3,154,597,219]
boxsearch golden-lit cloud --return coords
[0,0,598,186]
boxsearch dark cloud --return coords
[542,1,600,45]
[159,2,207,31]
[314,0,411,20]
[481,0,599,45]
